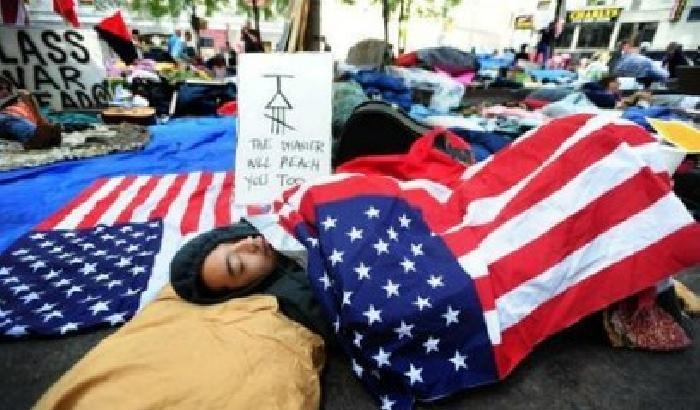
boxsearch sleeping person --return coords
[170,220,333,344]
[0,78,61,150]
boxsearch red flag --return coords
[53,0,79,28]
[95,11,138,64]
[96,11,131,42]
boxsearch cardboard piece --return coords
[0,27,109,110]
[235,53,333,205]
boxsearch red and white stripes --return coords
[273,114,700,378]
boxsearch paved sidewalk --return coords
[2,271,698,410]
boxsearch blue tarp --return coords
[527,69,577,83]
[449,128,512,162]
[621,106,674,131]
[0,117,237,253]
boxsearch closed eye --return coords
[226,251,242,277]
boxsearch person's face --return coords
[201,236,278,291]
[607,80,620,93]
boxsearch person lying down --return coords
[170,114,700,409]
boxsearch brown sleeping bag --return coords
[34,286,325,410]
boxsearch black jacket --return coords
[170,221,333,344]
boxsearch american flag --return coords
[0,171,248,338]
[250,114,700,409]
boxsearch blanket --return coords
[0,118,236,338]
[249,114,700,409]
[0,124,150,172]
[34,287,324,410]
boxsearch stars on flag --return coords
[104,312,128,326]
[354,262,371,280]
[352,358,364,377]
[59,322,80,335]
[319,273,332,290]
[328,249,344,266]
[404,363,423,385]
[427,274,445,289]
[89,301,110,316]
[363,304,382,326]
[79,262,97,275]
[294,197,491,400]
[0,221,159,337]
[386,226,399,241]
[373,239,389,255]
[413,296,431,311]
[372,347,391,368]
[346,226,363,242]
[394,321,414,340]
[365,206,380,219]
[442,306,460,326]
[410,243,424,257]
[382,279,400,298]
[353,331,364,348]
[449,350,468,371]
[423,336,440,353]
[342,291,353,306]
[399,257,415,273]
[380,395,396,410]
[321,215,337,231]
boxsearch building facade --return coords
[547,0,699,53]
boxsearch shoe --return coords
[24,123,61,150]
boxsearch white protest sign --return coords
[235,53,333,205]
[0,27,110,110]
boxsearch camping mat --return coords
[0,124,150,172]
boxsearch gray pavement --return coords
[2,271,699,410]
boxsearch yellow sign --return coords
[649,119,700,153]
[514,15,534,30]
[568,8,623,23]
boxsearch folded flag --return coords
[95,11,138,65]
[250,114,700,409]
[0,171,240,338]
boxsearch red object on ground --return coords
[217,101,238,116]
[521,97,550,110]
[395,52,418,67]
[53,0,79,27]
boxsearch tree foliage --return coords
[129,0,229,19]
[339,0,464,50]
[235,0,290,21]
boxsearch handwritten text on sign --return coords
[0,27,109,110]
[235,53,333,205]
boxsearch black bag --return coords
[334,101,431,167]
[173,82,237,118]
[674,166,700,221]
[131,77,174,116]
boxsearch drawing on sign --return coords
[263,74,295,135]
